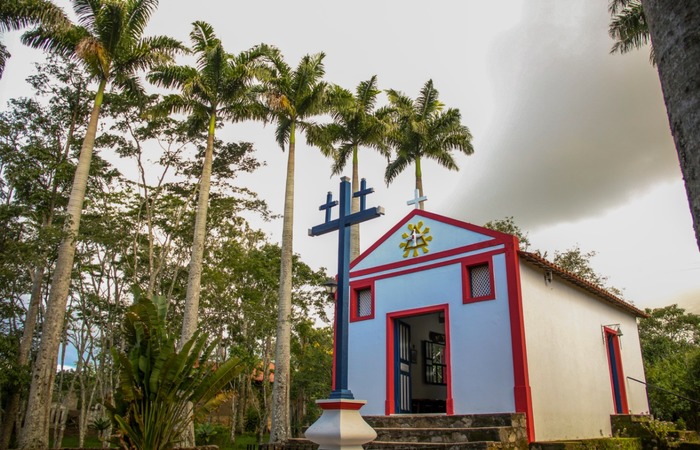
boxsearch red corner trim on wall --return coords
[505,238,535,442]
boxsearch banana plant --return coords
[105,295,241,450]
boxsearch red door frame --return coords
[385,304,453,415]
[604,327,629,414]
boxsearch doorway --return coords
[604,327,628,414]
[386,305,452,415]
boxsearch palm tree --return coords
[609,0,700,249]
[264,51,328,443]
[0,0,69,78]
[18,2,181,448]
[383,79,474,210]
[306,76,389,260]
[147,23,268,445]
[148,21,269,350]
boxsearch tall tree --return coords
[18,1,181,448]
[306,76,389,260]
[147,24,268,445]
[383,79,474,210]
[0,56,91,450]
[0,0,69,78]
[609,0,700,249]
[148,21,268,351]
[264,51,328,443]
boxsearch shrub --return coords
[105,295,242,450]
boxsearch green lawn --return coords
[58,430,265,449]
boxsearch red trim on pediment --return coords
[350,209,518,272]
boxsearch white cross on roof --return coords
[407,189,427,209]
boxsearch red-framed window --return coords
[462,255,496,303]
[350,280,375,322]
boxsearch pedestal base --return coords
[305,399,377,450]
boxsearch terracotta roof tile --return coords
[518,250,648,318]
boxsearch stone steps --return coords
[364,441,504,450]
[362,414,528,450]
[373,426,505,443]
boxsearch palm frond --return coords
[275,116,292,149]
[21,24,85,62]
[0,43,9,78]
[190,20,219,55]
[355,75,380,111]
[608,1,653,63]
[124,0,159,40]
[385,153,411,185]
[0,0,70,32]
[72,0,99,31]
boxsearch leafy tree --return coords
[306,76,389,260]
[263,51,328,443]
[0,0,69,77]
[0,56,91,450]
[383,79,474,210]
[483,218,622,295]
[553,245,623,296]
[483,216,531,250]
[18,1,182,447]
[609,0,700,250]
[638,305,700,429]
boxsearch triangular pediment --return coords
[351,210,514,273]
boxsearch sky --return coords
[1,0,699,314]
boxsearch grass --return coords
[56,429,265,449]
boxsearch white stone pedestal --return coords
[305,399,377,450]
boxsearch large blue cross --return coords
[309,177,384,399]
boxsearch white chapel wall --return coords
[519,261,649,441]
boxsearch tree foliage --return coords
[638,305,700,430]
[106,295,243,450]
[483,216,531,250]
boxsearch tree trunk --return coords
[0,266,43,450]
[270,122,296,443]
[19,78,106,450]
[2,107,74,449]
[178,114,217,447]
[415,157,425,210]
[641,0,700,249]
[350,146,360,261]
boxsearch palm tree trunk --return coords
[270,122,296,443]
[1,101,78,450]
[19,78,106,450]
[641,0,700,249]
[415,157,425,210]
[178,113,217,448]
[350,146,360,261]
[181,113,216,345]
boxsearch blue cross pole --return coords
[309,177,384,399]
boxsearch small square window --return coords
[357,288,372,317]
[350,282,374,321]
[469,264,492,298]
[462,258,495,303]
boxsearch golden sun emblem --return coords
[399,221,432,258]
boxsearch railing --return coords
[627,376,700,406]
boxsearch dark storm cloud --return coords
[447,1,679,230]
